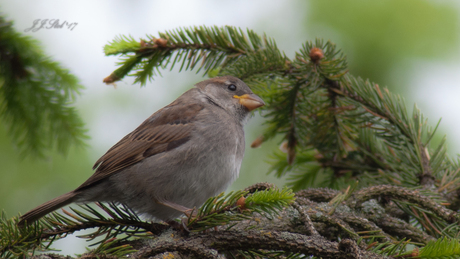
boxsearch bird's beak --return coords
[233,94,265,111]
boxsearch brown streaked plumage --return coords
[78,102,204,190]
[19,76,264,226]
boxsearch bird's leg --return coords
[155,199,198,218]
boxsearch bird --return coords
[18,76,264,226]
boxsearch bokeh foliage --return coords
[0,17,91,216]
[0,18,87,157]
[304,0,459,93]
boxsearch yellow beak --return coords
[233,94,265,111]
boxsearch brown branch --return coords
[336,213,392,243]
[125,229,388,259]
[418,144,435,187]
[369,214,435,244]
[349,185,458,224]
[306,207,360,240]
[296,188,340,202]
[285,81,303,165]
[291,200,320,236]
[199,230,387,259]
[244,182,275,193]
[134,239,220,259]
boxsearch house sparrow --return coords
[18,76,264,225]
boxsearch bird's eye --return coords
[228,84,237,91]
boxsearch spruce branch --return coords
[296,187,341,202]
[132,230,389,259]
[103,26,281,85]
[320,76,450,189]
[196,230,387,259]
[39,202,168,242]
[365,239,410,258]
[368,212,434,244]
[0,203,168,258]
[187,187,294,232]
[294,184,457,245]
[5,184,457,258]
[291,200,320,236]
[1,211,46,258]
[243,182,275,193]
[349,185,457,224]
[417,237,460,258]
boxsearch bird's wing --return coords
[76,100,204,191]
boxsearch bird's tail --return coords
[18,191,78,226]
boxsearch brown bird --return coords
[19,76,264,225]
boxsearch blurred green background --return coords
[1,0,459,253]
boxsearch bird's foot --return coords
[166,219,190,234]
